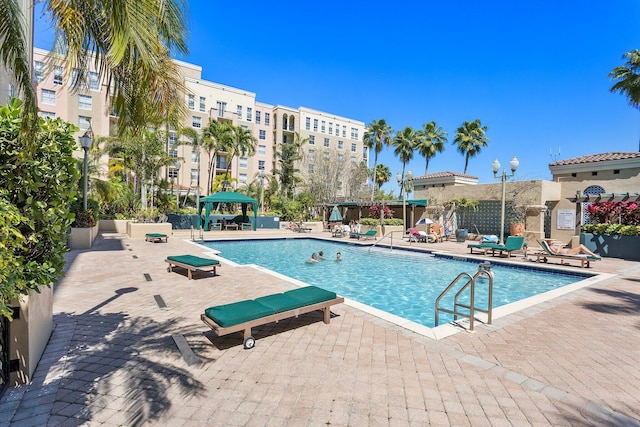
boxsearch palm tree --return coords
[1,0,189,131]
[179,127,211,209]
[363,119,393,200]
[202,120,233,195]
[374,164,391,189]
[223,125,257,190]
[453,119,489,174]
[275,132,308,199]
[393,126,417,198]
[609,49,640,109]
[416,121,448,175]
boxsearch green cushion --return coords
[205,300,275,327]
[255,293,307,313]
[167,255,219,267]
[284,286,337,305]
[146,233,166,237]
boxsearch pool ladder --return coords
[434,263,494,331]
[191,226,204,242]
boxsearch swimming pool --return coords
[200,238,590,328]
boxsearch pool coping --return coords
[189,237,615,341]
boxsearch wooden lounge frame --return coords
[165,255,219,280]
[530,252,595,268]
[201,294,344,349]
[145,233,168,243]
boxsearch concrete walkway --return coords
[1,230,639,426]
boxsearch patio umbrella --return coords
[415,218,434,226]
[329,205,343,222]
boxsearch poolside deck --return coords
[2,228,639,426]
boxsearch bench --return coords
[165,255,220,280]
[201,286,344,349]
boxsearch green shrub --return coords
[360,218,380,226]
[383,218,404,226]
[581,223,640,236]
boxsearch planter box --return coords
[580,233,640,261]
[98,219,128,233]
[69,223,100,249]
[127,222,173,238]
[9,286,53,385]
[382,225,403,236]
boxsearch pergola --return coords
[568,192,640,203]
[198,192,258,231]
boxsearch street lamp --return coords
[492,156,519,245]
[174,160,181,214]
[396,170,413,235]
[78,130,93,211]
[259,169,266,214]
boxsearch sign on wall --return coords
[557,209,575,230]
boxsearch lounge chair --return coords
[165,254,220,280]
[145,233,168,243]
[531,240,601,268]
[353,229,377,240]
[467,236,526,258]
[200,285,344,349]
[408,228,426,243]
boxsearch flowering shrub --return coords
[369,204,394,219]
[585,201,640,226]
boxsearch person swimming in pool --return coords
[318,251,325,260]
[306,252,319,263]
[336,252,342,262]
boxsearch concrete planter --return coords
[69,223,100,249]
[580,233,640,261]
[98,219,129,233]
[9,286,53,385]
[382,225,403,236]
[127,222,173,238]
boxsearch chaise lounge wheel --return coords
[243,336,255,350]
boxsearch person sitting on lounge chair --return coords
[544,240,598,257]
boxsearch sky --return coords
[33,0,640,191]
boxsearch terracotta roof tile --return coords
[412,171,478,180]
[549,152,640,166]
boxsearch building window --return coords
[191,169,198,182]
[78,115,91,130]
[338,154,344,162]
[351,156,356,163]
[239,157,248,168]
[78,94,92,110]
[53,66,63,85]
[169,150,178,158]
[362,147,368,158]
[351,143,357,152]
[308,164,314,173]
[342,125,347,137]
[264,112,270,126]
[239,173,247,184]
[337,181,343,190]
[8,84,14,98]
[188,94,195,110]
[330,123,335,135]
[192,116,201,128]
[321,120,325,133]
[308,149,315,160]
[247,107,252,122]
[168,168,178,179]
[199,96,206,112]
[323,152,329,160]
[237,105,243,120]
[39,111,56,119]
[324,138,330,147]
[306,117,311,130]
[41,89,55,105]
[313,119,318,132]
[259,130,266,140]
[338,140,344,150]
[191,151,198,163]
[256,110,261,124]
[89,72,99,91]
[34,61,44,81]
[258,145,266,155]
[309,135,315,145]
[241,125,248,130]
[216,101,226,117]
[258,160,265,170]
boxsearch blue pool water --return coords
[201,238,588,328]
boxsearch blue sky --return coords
[34,1,640,190]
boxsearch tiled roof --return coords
[549,152,640,166]
[412,171,478,180]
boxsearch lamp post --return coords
[174,161,181,214]
[259,169,266,214]
[78,130,93,211]
[396,170,413,234]
[492,156,519,245]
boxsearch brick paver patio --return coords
[1,230,639,426]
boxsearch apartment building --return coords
[0,0,34,106]
[30,50,367,198]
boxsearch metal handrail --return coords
[191,226,203,242]
[368,230,405,252]
[435,264,494,331]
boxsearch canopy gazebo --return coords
[198,192,258,231]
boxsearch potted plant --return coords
[449,198,478,242]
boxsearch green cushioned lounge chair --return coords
[353,229,377,240]
[468,236,526,258]
[201,285,344,349]
[165,254,220,280]
[145,233,168,243]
